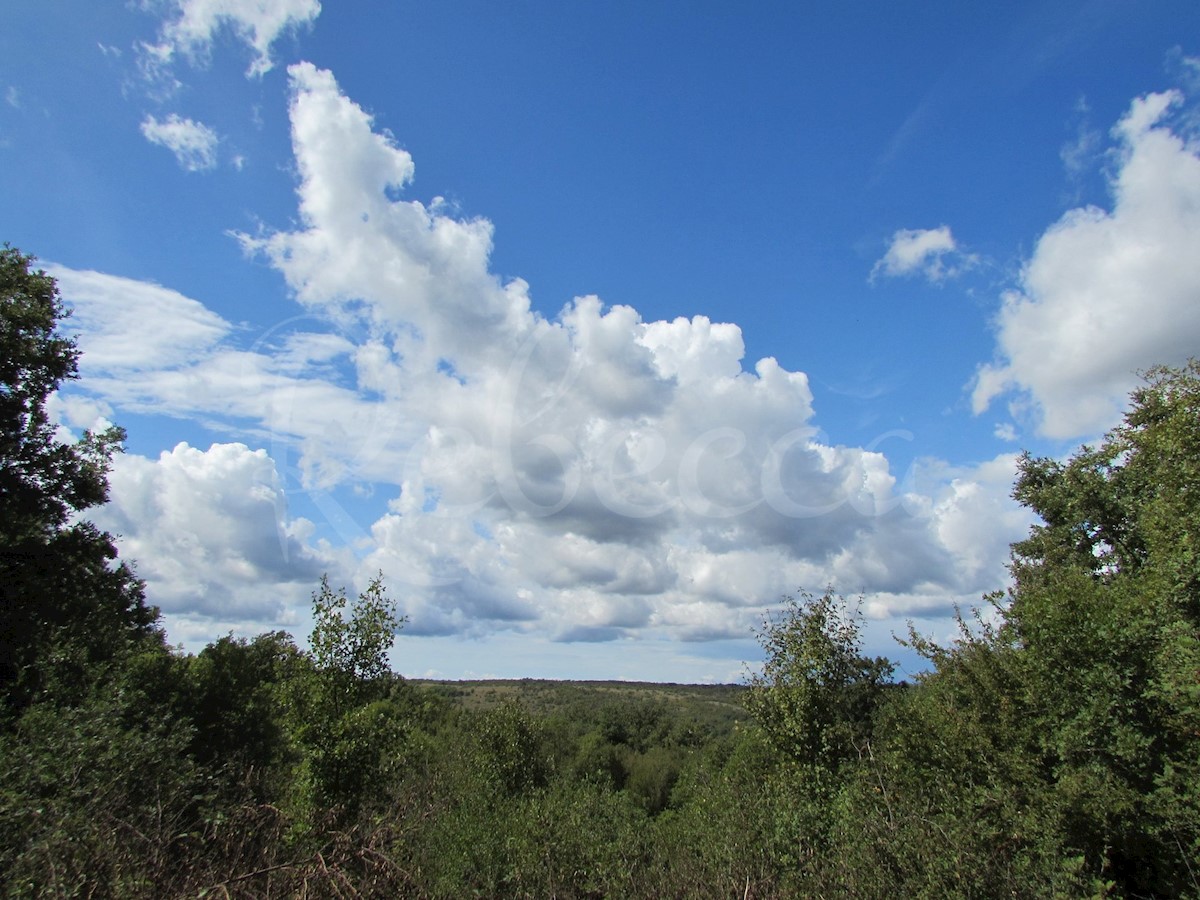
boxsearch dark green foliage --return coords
[0,246,158,717]
[3,520,159,712]
[723,363,1200,896]
[653,727,782,897]
[824,625,1084,896]
[298,696,410,816]
[1000,362,1200,897]
[181,631,300,783]
[624,745,683,815]
[0,246,107,536]
[0,697,206,897]
[473,701,555,796]
[594,697,670,750]
[571,729,629,789]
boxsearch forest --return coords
[2,243,1199,897]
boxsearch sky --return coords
[2,1,1199,682]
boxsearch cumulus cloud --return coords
[973,89,1200,439]
[149,0,321,78]
[90,442,336,635]
[140,113,220,171]
[62,63,1029,652]
[871,226,974,283]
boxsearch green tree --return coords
[1004,361,1200,897]
[287,574,409,817]
[742,592,896,888]
[474,701,553,796]
[0,246,158,716]
[308,572,404,717]
[181,631,302,790]
[829,362,1200,897]
[0,693,207,897]
[745,590,895,773]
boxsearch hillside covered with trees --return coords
[2,245,1198,896]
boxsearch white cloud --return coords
[140,113,220,171]
[50,265,231,368]
[871,225,974,283]
[973,89,1200,439]
[924,454,1030,587]
[5,87,20,109]
[91,442,338,637]
[993,422,1018,442]
[47,393,114,436]
[237,62,529,371]
[63,65,1031,658]
[150,0,321,78]
[49,263,424,494]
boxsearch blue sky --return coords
[2,1,1199,681]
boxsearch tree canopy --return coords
[0,246,158,716]
[739,362,1200,896]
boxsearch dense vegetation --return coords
[2,245,1198,897]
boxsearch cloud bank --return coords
[56,63,1029,652]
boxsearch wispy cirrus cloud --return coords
[52,265,230,364]
[1060,97,1103,181]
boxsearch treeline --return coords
[2,245,1199,897]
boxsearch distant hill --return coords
[410,678,750,733]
